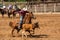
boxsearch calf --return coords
[22,22,40,38]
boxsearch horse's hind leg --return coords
[16,29,20,36]
[17,29,20,33]
[12,29,14,36]
[13,13,16,18]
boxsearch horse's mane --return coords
[23,13,31,24]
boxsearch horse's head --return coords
[29,12,36,19]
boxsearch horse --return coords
[9,11,35,36]
[22,22,40,38]
[0,8,8,18]
[9,19,20,36]
[8,8,21,18]
[23,12,36,24]
[7,9,15,18]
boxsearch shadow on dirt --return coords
[18,34,48,38]
[28,34,48,38]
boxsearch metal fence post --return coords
[54,3,56,12]
[35,5,37,13]
[44,4,46,13]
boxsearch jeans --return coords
[20,15,23,24]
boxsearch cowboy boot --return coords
[18,25,20,29]
[18,23,22,29]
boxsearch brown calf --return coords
[22,22,40,38]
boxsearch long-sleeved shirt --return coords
[18,10,29,16]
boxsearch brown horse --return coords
[23,12,35,24]
[9,19,20,36]
[9,12,35,36]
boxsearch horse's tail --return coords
[9,21,13,27]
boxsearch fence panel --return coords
[1,2,60,13]
[26,2,60,13]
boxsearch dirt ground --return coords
[0,14,60,40]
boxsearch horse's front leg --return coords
[8,13,11,18]
[1,12,4,18]
[16,29,20,36]
[2,14,4,18]
[13,13,16,18]
[32,30,34,34]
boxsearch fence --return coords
[16,2,60,13]
[0,2,60,13]
[26,2,60,13]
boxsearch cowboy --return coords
[15,4,19,10]
[18,7,28,29]
[8,4,13,10]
